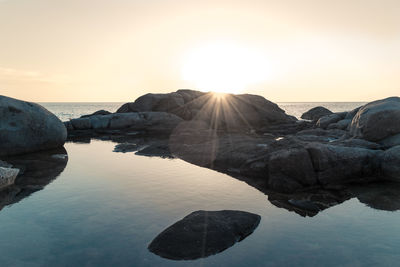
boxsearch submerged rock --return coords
[148,210,261,260]
[301,106,333,121]
[0,95,67,156]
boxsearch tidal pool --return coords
[0,140,399,266]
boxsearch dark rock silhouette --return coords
[301,106,333,121]
[148,210,261,260]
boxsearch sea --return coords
[1,102,399,267]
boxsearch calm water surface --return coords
[0,102,397,266]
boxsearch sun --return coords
[181,42,270,94]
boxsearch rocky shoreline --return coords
[64,90,400,194]
[1,90,400,213]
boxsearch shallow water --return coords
[0,140,400,266]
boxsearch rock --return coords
[63,121,74,131]
[0,167,19,189]
[89,115,111,129]
[70,117,91,130]
[148,210,261,260]
[301,106,333,121]
[331,138,381,150]
[349,97,400,141]
[0,95,67,156]
[268,148,317,192]
[316,113,342,129]
[327,119,351,130]
[109,113,143,129]
[117,90,296,131]
[380,133,400,148]
[345,106,361,120]
[0,160,12,168]
[306,143,380,185]
[80,109,111,118]
[381,145,400,182]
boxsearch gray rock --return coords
[268,148,317,192]
[301,106,333,121]
[306,143,380,185]
[63,121,74,131]
[148,210,261,260]
[345,106,361,120]
[80,109,111,118]
[113,143,138,153]
[380,133,400,148]
[0,167,19,189]
[327,119,351,130]
[70,117,91,130]
[109,113,142,129]
[316,113,342,129]
[349,97,400,141]
[89,115,110,129]
[0,160,12,168]
[0,95,67,156]
[381,145,400,182]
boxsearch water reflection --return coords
[68,135,400,218]
[0,148,68,211]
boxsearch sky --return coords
[0,0,399,102]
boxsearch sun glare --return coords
[181,42,270,94]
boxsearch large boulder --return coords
[0,95,67,156]
[349,97,400,141]
[148,210,261,260]
[0,166,19,189]
[116,90,296,131]
[301,106,333,121]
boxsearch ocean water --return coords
[1,102,398,267]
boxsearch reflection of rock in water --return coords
[0,147,68,211]
[349,182,400,211]
[70,134,400,217]
[148,210,261,260]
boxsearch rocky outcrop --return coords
[301,106,333,121]
[0,95,67,157]
[80,109,111,118]
[349,97,400,141]
[148,210,260,260]
[116,90,296,132]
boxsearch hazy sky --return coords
[0,0,399,102]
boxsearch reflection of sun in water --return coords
[181,42,270,94]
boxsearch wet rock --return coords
[89,115,111,129]
[301,106,333,121]
[0,95,67,156]
[350,97,400,141]
[327,119,351,130]
[148,210,261,260]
